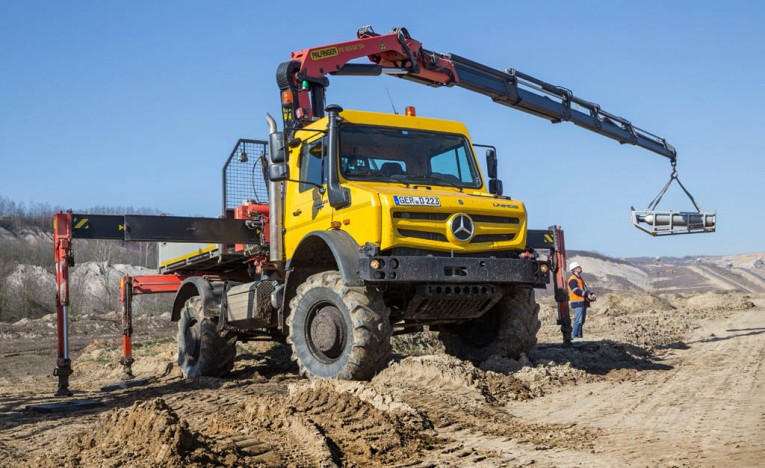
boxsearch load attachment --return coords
[631,162,716,236]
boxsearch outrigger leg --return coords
[53,211,74,397]
[119,276,135,380]
[528,226,571,345]
[116,274,183,381]
[549,226,572,345]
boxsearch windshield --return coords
[339,125,482,189]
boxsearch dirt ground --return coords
[0,291,763,467]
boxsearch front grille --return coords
[471,214,519,224]
[393,210,520,247]
[394,212,518,224]
[471,233,517,243]
[398,229,448,242]
[393,212,449,221]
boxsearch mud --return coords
[0,292,763,467]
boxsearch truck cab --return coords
[285,109,529,258]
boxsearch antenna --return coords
[385,87,399,115]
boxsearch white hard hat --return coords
[569,262,581,271]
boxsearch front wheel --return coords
[287,271,392,380]
[439,286,540,363]
[177,296,237,378]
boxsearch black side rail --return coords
[70,214,261,244]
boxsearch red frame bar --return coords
[119,274,183,377]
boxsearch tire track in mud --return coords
[235,380,436,466]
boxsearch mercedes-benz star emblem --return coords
[450,214,474,242]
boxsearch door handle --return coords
[292,209,302,216]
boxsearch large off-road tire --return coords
[439,286,540,363]
[177,296,237,378]
[287,271,392,380]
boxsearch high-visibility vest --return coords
[568,274,587,302]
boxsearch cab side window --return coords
[300,137,327,192]
[430,145,476,184]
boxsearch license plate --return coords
[393,196,441,207]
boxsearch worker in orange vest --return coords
[568,262,597,339]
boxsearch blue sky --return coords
[1,1,763,257]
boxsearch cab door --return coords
[283,136,332,260]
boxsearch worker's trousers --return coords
[572,304,587,338]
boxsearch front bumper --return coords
[358,255,549,287]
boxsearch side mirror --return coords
[269,131,286,163]
[489,179,503,196]
[268,163,289,182]
[486,148,497,179]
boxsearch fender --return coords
[287,230,365,286]
[170,276,226,322]
[277,230,365,331]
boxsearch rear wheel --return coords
[287,271,392,380]
[177,296,237,378]
[439,286,540,363]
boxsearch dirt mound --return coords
[47,399,235,467]
[611,311,697,348]
[481,352,588,397]
[598,292,675,316]
[376,355,494,403]
[531,341,657,375]
[376,354,533,406]
[672,291,756,311]
[480,340,666,397]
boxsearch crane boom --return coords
[277,26,676,161]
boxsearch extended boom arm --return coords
[277,25,676,161]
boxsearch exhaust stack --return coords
[266,113,284,264]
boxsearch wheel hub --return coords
[309,305,346,360]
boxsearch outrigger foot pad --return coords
[100,377,152,393]
[27,399,103,413]
[53,360,73,397]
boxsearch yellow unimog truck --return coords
[52,26,705,395]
